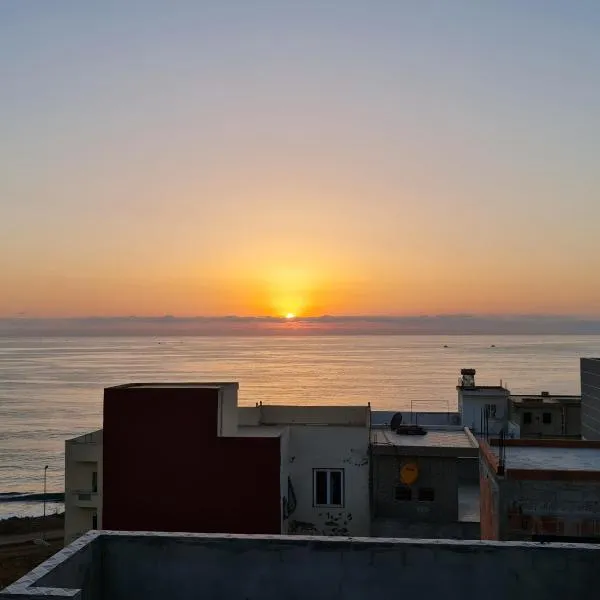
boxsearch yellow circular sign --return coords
[400,462,419,485]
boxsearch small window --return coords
[91,512,98,530]
[485,404,497,418]
[523,412,532,424]
[394,486,412,501]
[418,488,435,502]
[313,469,344,507]
[92,471,98,493]
[543,412,552,424]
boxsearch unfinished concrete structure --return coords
[370,426,480,539]
[3,531,599,600]
[581,357,600,440]
[480,438,600,541]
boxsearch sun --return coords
[285,313,296,319]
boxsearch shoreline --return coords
[0,513,64,537]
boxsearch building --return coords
[370,425,480,539]
[581,357,600,440]
[64,382,371,543]
[3,530,599,600]
[64,430,102,543]
[479,437,600,541]
[457,369,510,434]
[509,392,581,438]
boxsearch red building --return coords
[103,383,282,534]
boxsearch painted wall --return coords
[102,386,282,535]
[581,358,600,441]
[373,455,459,523]
[458,389,510,433]
[64,431,102,544]
[6,532,600,600]
[286,426,370,537]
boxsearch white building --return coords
[457,368,510,435]
[64,429,102,544]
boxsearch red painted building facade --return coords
[103,383,282,534]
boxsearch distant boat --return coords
[490,344,496,348]
[443,345,449,348]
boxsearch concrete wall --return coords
[458,389,510,434]
[65,431,102,544]
[373,455,458,522]
[581,358,600,441]
[260,405,370,426]
[479,457,500,540]
[286,426,370,537]
[218,383,239,437]
[5,532,600,600]
[502,479,600,540]
[512,404,580,438]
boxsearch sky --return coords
[1,1,600,319]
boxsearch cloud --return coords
[2,314,600,336]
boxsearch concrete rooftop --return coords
[371,427,478,450]
[3,531,599,600]
[493,445,600,471]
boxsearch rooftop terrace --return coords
[3,531,598,600]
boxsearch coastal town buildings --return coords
[65,382,371,543]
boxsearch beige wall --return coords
[64,430,102,544]
[285,425,370,537]
[260,406,370,427]
[218,384,239,437]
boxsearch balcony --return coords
[72,490,99,508]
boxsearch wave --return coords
[0,492,64,503]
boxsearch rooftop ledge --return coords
[3,531,599,600]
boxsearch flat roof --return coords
[492,445,600,471]
[105,382,238,390]
[371,428,477,450]
[511,394,580,405]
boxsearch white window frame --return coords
[313,468,344,507]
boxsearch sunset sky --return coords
[1,1,599,318]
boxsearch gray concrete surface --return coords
[3,531,600,600]
[581,358,600,441]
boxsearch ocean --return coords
[1,334,599,519]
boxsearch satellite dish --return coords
[390,412,403,430]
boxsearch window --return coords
[91,512,98,530]
[418,488,435,501]
[92,471,98,493]
[543,412,552,424]
[394,486,412,501]
[313,469,344,507]
[523,412,532,424]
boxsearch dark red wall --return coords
[103,386,281,534]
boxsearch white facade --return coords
[64,429,103,544]
[457,369,510,435]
